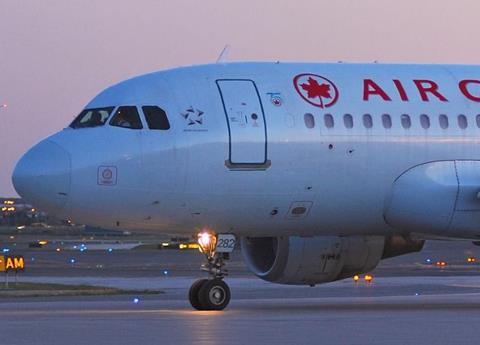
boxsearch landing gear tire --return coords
[189,279,208,310]
[190,232,234,311]
[198,278,231,311]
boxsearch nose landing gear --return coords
[189,232,233,311]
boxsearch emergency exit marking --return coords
[0,255,25,272]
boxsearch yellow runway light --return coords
[364,274,374,283]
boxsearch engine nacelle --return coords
[241,235,386,286]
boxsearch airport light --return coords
[353,275,360,283]
[435,261,447,267]
[467,257,476,263]
[364,274,374,283]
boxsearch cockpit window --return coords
[142,106,170,130]
[70,107,114,129]
[109,106,143,129]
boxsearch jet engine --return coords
[241,235,424,285]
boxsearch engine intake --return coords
[241,235,385,286]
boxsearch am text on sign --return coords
[0,255,25,272]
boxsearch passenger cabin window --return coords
[70,107,114,129]
[420,114,430,129]
[382,114,392,129]
[343,114,353,129]
[401,114,411,129]
[110,106,143,129]
[324,114,334,128]
[304,113,315,129]
[143,106,170,130]
[362,114,373,129]
[458,114,468,129]
[439,114,449,129]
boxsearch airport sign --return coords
[0,255,25,272]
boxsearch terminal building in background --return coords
[0,198,64,227]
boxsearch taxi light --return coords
[197,232,217,254]
[38,240,48,246]
[364,274,374,283]
[179,244,187,250]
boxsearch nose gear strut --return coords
[189,232,233,311]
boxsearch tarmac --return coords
[1,240,480,345]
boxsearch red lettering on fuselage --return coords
[413,80,448,102]
[363,79,391,101]
[393,79,409,101]
[459,80,480,102]
[362,79,448,102]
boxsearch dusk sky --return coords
[1,0,480,196]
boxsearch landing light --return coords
[353,275,360,282]
[467,257,476,263]
[197,232,217,254]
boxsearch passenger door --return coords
[216,79,269,169]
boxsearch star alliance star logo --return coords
[181,106,204,126]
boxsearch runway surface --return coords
[2,292,480,345]
[1,240,480,344]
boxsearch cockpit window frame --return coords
[141,105,171,130]
[109,106,144,130]
[69,106,115,129]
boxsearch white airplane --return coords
[12,62,480,310]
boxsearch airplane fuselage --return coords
[13,62,480,239]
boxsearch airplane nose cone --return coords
[12,140,71,214]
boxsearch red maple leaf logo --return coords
[301,77,331,108]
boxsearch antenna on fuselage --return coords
[216,45,230,64]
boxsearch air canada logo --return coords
[293,73,339,108]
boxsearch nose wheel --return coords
[189,232,234,311]
[189,278,231,310]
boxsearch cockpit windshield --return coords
[69,107,115,129]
